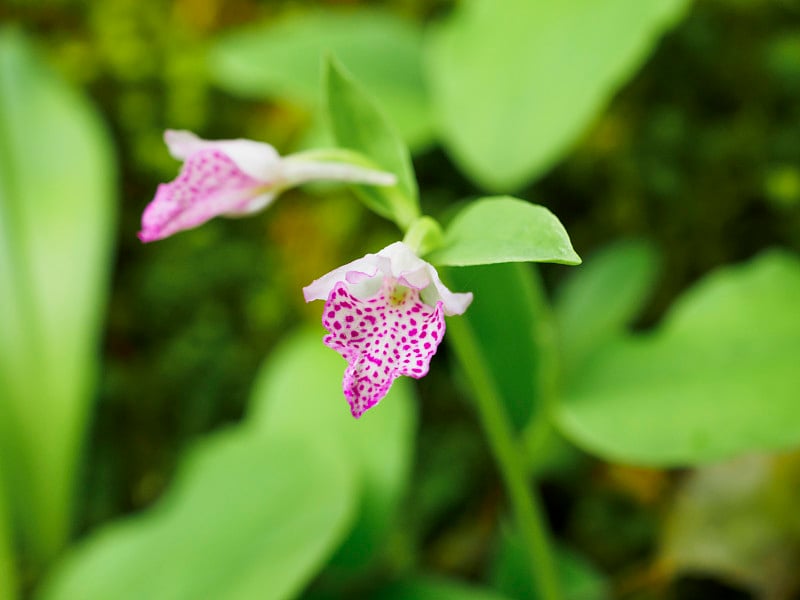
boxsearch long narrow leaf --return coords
[0,28,115,561]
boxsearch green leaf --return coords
[445,263,549,430]
[428,197,581,267]
[0,476,17,600]
[557,251,800,465]
[209,8,434,151]
[39,429,356,600]
[555,240,660,371]
[426,0,689,191]
[248,328,416,571]
[325,56,420,229]
[0,28,115,561]
[377,576,513,600]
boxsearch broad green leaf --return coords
[0,28,115,561]
[209,9,434,150]
[426,0,689,191]
[377,576,513,600]
[661,454,800,598]
[325,57,420,229]
[248,328,416,571]
[555,240,660,371]
[557,251,800,465]
[445,263,550,430]
[428,197,581,267]
[0,476,16,600]
[39,429,356,600]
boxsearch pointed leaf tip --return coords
[325,56,421,229]
[428,197,580,267]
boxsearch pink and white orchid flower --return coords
[304,242,473,418]
[138,130,396,242]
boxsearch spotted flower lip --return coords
[138,130,397,243]
[304,242,473,418]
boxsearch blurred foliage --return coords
[40,427,357,600]
[247,328,417,575]
[425,0,691,191]
[558,249,800,465]
[209,8,435,151]
[662,452,800,598]
[0,25,115,568]
[1,0,800,599]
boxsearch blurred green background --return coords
[2,0,800,599]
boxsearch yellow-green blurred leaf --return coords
[0,27,115,561]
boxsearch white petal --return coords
[378,242,472,315]
[163,130,281,181]
[164,130,204,160]
[303,253,383,302]
[378,242,430,286]
[305,241,473,316]
[216,139,281,181]
[422,270,474,316]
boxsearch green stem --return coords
[402,216,443,256]
[446,317,562,600]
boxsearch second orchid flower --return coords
[139,130,396,242]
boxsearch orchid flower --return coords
[304,241,473,418]
[138,130,396,242]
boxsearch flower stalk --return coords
[445,315,562,600]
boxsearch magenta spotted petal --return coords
[305,241,472,418]
[139,149,267,242]
[323,280,445,418]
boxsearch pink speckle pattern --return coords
[322,279,446,418]
[138,149,261,242]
